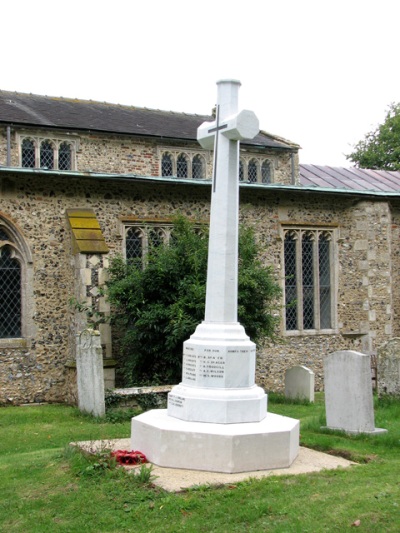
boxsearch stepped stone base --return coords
[131,409,300,473]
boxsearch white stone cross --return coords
[165,81,266,425]
[132,80,299,471]
[197,79,259,323]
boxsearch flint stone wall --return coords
[1,128,297,187]
[0,155,398,403]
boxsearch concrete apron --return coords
[72,438,356,492]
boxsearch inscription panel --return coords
[182,342,255,388]
[168,394,185,408]
[183,344,226,386]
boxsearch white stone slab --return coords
[378,338,400,395]
[285,365,315,402]
[131,409,299,473]
[76,330,105,417]
[324,350,386,434]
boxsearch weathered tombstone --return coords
[285,365,315,402]
[377,338,400,396]
[324,350,386,434]
[76,329,105,417]
[131,80,299,473]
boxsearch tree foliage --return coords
[106,216,281,386]
[346,103,400,170]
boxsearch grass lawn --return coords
[0,394,399,532]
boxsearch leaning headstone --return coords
[285,365,314,402]
[377,338,400,396]
[324,350,386,434]
[131,80,299,473]
[76,329,105,417]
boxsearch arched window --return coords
[0,220,33,341]
[261,160,272,184]
[21,139,35,168]
[0,245,21,338]
[19,136,77,170]
[248,159,258,183]
[149,228,165,248]
[59,142,72,170]
[161,153,173,176]
[40,140,54,169]
[126,227,143,262]
[177,154,188,178]
[192,155,204,179]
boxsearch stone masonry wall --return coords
[389,202,400,337]
[239,189,394,392]
[0,168,396,403]
[0,126,295,186]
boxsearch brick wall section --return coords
[0,167,397,403]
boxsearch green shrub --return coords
[106,215,281,386]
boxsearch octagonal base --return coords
[131,409,299,473]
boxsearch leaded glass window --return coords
[261,160,271,184]
[40,141,54,169]
[0,228,10,241]
[125,225,170,268]
[59,142,72,170]
[126,228,143,262]
[239,160,244,182]
[177,154,188,178]
[319,234,332,329]
[302,233,314,329]
[192,155,204,179]
[284,232,297,331]
[284,228,334,333]
[20,136,76,170]
[248,159,258,183]
[22,139,35,168]
[161,153,173,176]
[149,228,164,249]
[0,246,21,338]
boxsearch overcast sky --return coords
[3,0,399,167]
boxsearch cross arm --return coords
[197,109,259,150]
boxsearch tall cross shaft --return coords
[132,80,299,471]
[197,80,259,324]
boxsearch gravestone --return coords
[324,350,386,434]
[131,80,299,473]
[285,365,315,402]
[377,338,400,396]
[76,329,105,417]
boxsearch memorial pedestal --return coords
[131,322,300,473]
[131,79,300,473]
[168,322,267,423]
[131,410,299,473]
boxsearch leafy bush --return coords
[106,216,281,386]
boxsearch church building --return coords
[1,90,400,405]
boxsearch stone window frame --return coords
[0,214,35,347]
[159,148,210,179]
[281,225,338,336]
[122,219,175,267]
[239,156,274,184]
[122,218,206,266]
[17,132,79,171]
